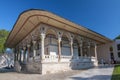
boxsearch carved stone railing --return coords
[91,57,97,62]
[28,55,97,63]
[44,55,71,62]
[34,56,41,61]
[72,56,96,62]
[29,56,41,62]
[60,56,71,62]
[70,56,98,69]
[43,55,96,63]
[44,55,58,62]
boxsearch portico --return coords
[5,9,112,74]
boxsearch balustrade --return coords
[28,51,97,63]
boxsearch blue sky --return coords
[0,0,120,39]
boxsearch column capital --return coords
[79,43,83,47]
[57,31,63,39]
[87,45,90,48]
[31,33,37,41]
[40,33,46,39]
[40,26,46,34]
[68,35,73,45]
[22,42,26,47]
[93,42,97,45]
[95,44,97,47]
[70,38,73,45]
[58,36,61,42]
[80,40,83,43]
[27,44,30,48]
[87,42,90,48]
[19,46,22,49]
[81,44,83,46]
[79,37,83,45]
[23,46,26,50]
[32,40,36,44]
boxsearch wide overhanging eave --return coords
[5,9,112,47]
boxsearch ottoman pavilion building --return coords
[5,9,112,74]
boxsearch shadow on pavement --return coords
[70,75,112,80]
[0,68,15,73]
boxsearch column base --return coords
[14,61,21,72]
[43,55,45,59]
[41,55,45,62]
[94,60,98,66]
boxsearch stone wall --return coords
[14,61,21,72]
[41,59,96,74]
[70,59,95,70]
[41,62,71,74]
[14,61,42,74]
[14,59,96,74]
[97,43,112,63]
[25,62,42,74]
[113,40,120,62]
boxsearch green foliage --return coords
[0,29,9,53]
[112,64,120,80]
[115,35,120,39]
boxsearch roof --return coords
[5,9,112,48]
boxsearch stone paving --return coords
[65,65,114,80]
[0,69,83,80]
[0,65,114,80]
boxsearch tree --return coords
[115,35,120,39]
[0,29,9,53]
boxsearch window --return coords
[118,52,120,58]
[117,44,120,50]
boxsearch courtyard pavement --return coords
[65,65,114,80]
[0,65,114,80]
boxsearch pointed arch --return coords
[46,28,57,38]
[73,36,80,58]
[45,28,58,55]
[62,32,71,41]
[61,32,71,56]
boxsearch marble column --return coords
[16,48,19,61]
[13,48,17,61]
[21,49,24,62]
[88,45,90,57]
[18,48,20,61]
[94,43,98,66]
[41,33,45,60]
[32,41,36,61]
[27,44,30,62]
[70,38,73,58]
[80,43,83,57]
[19,47,22,62]
[23,46,26,62]
[58,36,61,62]
[94,43,98,60]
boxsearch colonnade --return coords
[14,26,98,63]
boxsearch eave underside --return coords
[5,10,112,48]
